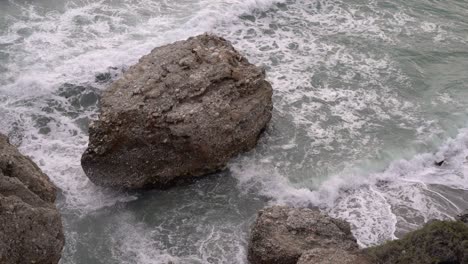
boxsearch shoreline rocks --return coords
[0,133,64,264]
[82,33,273,189]
[248,206,366,264]
[248,205,468,264]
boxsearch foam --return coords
[223,0,468,247]
[0,0,285,94]
[110,214,178,264]
[232,128,468,246]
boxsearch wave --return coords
[232,127,468,246]
[0,0,284,94]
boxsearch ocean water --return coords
[1,0,468,263]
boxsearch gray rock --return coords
[297,248,371,264]
[0,133,64,263]
[81,34,273,189]
[248,206,360,264]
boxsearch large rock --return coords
[248,206,360,264]
[0,133,64,263]
[81,34,273,189]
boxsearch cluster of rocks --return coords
[247,206,468,264]
[0,133,64,263]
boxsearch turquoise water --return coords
[1,0,468,262]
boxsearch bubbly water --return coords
[1,0,468,263]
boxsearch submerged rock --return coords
[82,34,273,189]
[365,220,468,264]
[248,206,360,264]
[0,133,64,264]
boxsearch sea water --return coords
[1,0,468,263]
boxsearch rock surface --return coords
[0,133,64,264]
[248,206,360,264]
[365,220,468,264]
[297,248,371,264]
[82,34,273,189]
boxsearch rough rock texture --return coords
[0,133,64,263]
[248,206,360,264]
[365,220,468,264]
[82,34,273,189]
[297,248,372,264]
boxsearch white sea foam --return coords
[223,0,468,248]
[232,128,468,246]
[0,0,285,94]
[110,214,178,264]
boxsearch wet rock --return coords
[95,72,112,83]
[94,67,120,84]
[297,248,372,264]
[81,34,273,189]
[0,133,64,263]
[57,83,100,110]
[248,206,360,264]
[365,220,468,264]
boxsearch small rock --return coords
[248,206,359,264]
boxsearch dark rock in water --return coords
[0,133,64,264]
[95,72,112,83]
[81,34,273,189]
[297,248,371,264]
[457,210,468,224]
[57,83,100,110]
[95,66,121,84]
[248,206,360,264]
[365,220,468,264]
[434,160,445,166]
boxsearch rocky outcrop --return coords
[0,133,64,264]
[82,34,273,189]
[248,206,360,264]
[365,220,468,264]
